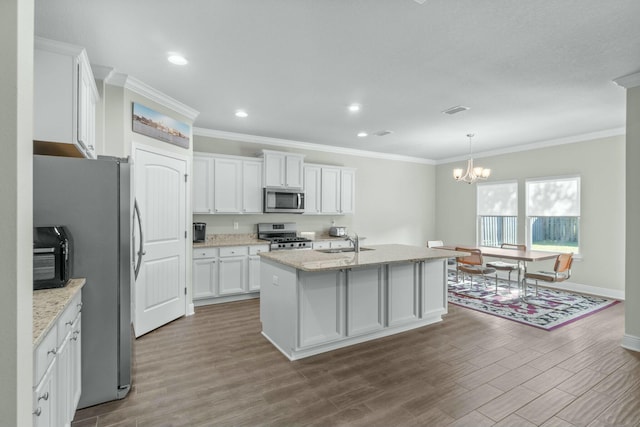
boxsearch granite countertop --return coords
[259,244,468,272]
[193,234,270,248]
[33,278,85,347]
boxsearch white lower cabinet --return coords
[346,267,384,336]
[193,244,269,304]
[33,290,82,427]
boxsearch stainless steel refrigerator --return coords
[33,154,132,409]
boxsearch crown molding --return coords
[193,128,436,165]
[91,64,115,82]
[105,72,199,121]
[436,127,626,165]
[613,72,640,89]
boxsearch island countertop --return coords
[259,244,467,272]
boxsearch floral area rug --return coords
[447,272,618,330]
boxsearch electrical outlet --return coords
[272,275,279,285]
[233,221,238,230]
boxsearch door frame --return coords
[131,141,193,326]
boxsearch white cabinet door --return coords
[70,315,82,413]
[285,155,304,189]
[321,167,341,214]
[213,157,242,213]
[422,260,448,318]
[193,258,218,299]
[242,160,263,213]
[388,263,419,326]
[192,155,214,214]
[263,152,285,188]
[340,169,355,214]
[347,267,384,336]
[304,166,321,214]
[56,333,71,427]
[33,361,56,427]
[298,271,345,348]
[219,256,247,295]
[248,255,262,291]
[76,60,97,158]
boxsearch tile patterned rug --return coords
[447,273,619,330]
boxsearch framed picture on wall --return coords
[132,102,190,148]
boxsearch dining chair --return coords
[522,253,574,296]
[486,243,526,292]
[455,247,497,290]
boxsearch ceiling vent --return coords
[442,105,470,115]
[372,130,394,137]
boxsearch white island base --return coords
[260,248,449,360]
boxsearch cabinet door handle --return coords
[33,408,42,417]
[38,392,49,402]
[47,348,57,355]
[66,320,73,326]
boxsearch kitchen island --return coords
[259,244,465,360]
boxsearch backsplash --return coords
[192,213,354,236]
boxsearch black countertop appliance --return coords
[33,225,71,290]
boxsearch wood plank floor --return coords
[72,298,640,427]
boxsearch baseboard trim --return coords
[621,334,640,352]
[187,303,195,316]
[538,280,624,301]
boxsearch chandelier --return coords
[452,133,491,184]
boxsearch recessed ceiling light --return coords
[372,130,393,137]
[235,110,248,118]
[348,104,361,112]
[167,54,188,66]
[357,132,368,137]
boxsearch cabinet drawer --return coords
[249,245,270,255]
[34,324,58,385]
[219,246,249,257]
[312,241,331,250]
[57,293,82,345]
[330,240,352,249]
[193,247,218,259]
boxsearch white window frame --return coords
[476,180,518,247]
[525,175,581,254]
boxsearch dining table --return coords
[435,244,561,297]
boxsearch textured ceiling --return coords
[35,0,640,160]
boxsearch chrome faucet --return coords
[345,233,360,252]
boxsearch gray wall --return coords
[193,135,437,246]
[624,86,640,347]
[0,0,34,424]
[436,135,625,296]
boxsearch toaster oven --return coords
[33,226,71,290]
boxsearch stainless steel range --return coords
[257,223,312,250]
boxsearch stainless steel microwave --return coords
[263,188,305,213]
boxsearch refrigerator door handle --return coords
[133,199,145,280]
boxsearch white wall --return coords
[436,135,625,296]
[192,135,437,246]
[0,0,34,424]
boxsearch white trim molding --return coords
[614,72,640,89]
[537,280,624,301]
[194,127,436,165]
[621,334,640,352]
[106,72,200,121]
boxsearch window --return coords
[526,176,580,253]
[477,181,518,247]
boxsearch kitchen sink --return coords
[317,247,374,254]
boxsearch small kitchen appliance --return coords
[257,222,312,250]
[33,225,71,290]
[329,226,347,237]
[193,222,206,243]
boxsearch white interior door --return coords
[133,145,187,337]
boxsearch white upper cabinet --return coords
[304,164,356,215]
[262,150,304,189]
[321,167,342,215]
[34,37,99,159]
[213,157,242,213]
[340,168,356,214]
[192,156,214,214]
[242,160,263,214]
[304,165,322,214]
[192,152,263,214]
